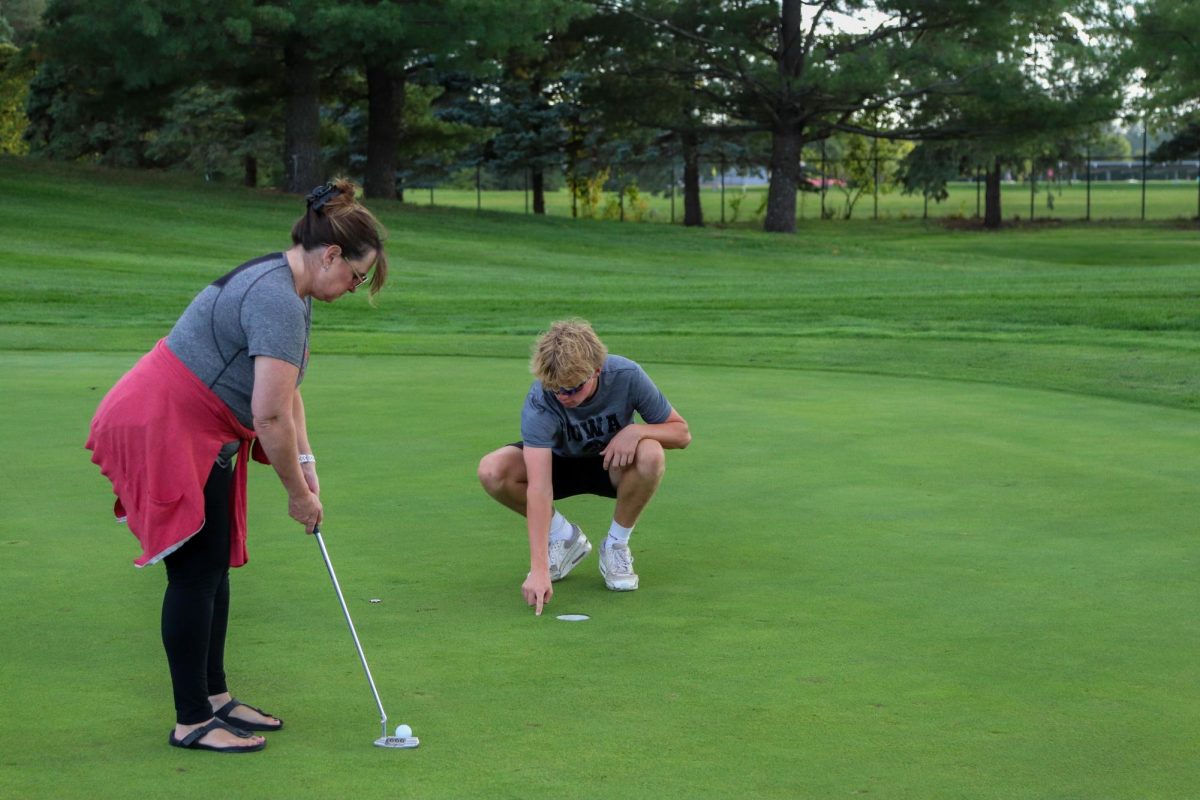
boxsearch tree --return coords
[438,63,579,213]
[27,0,249,166]
[817,130,912,219]
[1128,0,1200,161]
[584,0,753,227]
[608,0,1116,233]
[27,0,577,196]
[897,7,1123,228]
[143,84,278,181]
[1,0,47,47]
[245,0,331,193]
[320,0,583,200]
[0,43,32,154]
[318,1,426,200]
[26,0,336,190]
[396,82,491,193]
[423,12,596,215]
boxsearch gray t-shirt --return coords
[166,253,311,429]
[520,355,672,457]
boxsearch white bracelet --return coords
[298,453,316,464]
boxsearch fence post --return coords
[524,169,529,214]
[976,167,981,219]
[1085,147,1091,221]
[670,163,676,224]
[1030,166,1035,221]
[820,140,827,220]
[873,140,879,221]
[720,155,726,224]
[1141,126,1148,221]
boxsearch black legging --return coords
[162,460,234,725]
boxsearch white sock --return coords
[549,510,573,541]
[606,521,634,547]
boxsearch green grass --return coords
[1,157,1199,799]
[2,156,1198,410]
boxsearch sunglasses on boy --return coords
[552,373,594,397]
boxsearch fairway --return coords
[2,351,1198,799]
[1,159,1198,799]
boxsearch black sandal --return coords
[214,697,284,731]
[168,718,266,753]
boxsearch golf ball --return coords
[394,724,412,738]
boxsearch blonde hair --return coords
[530,319,608,388]
[291,177,389,297]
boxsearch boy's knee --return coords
[477,453,502,491]
[636,439,666,477]
[479,448,524,494]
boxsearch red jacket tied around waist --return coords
[86,339,269,567]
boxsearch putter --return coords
[313,524,419,749]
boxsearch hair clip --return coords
[306,183,340,212]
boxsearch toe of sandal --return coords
[213,697,284,732]
[168,718,266,753]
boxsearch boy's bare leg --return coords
[601,440,666,591]
[478,445,528,515]
[611,438,666,527]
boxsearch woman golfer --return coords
[87,179,387,753]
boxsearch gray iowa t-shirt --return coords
[166,253,311,429]
[520,355,672,457]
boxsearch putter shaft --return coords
[314,525,389,738]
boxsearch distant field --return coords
[414,180,1200,224]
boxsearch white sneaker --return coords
[599,539,639,591]
[548,525,591,582]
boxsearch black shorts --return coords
[510,442,617,500]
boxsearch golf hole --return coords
[556,614,590,622]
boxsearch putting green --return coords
[2,351,1196,800]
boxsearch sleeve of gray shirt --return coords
[520,386,563,449]
[243,273,308,368]
[627,360,672,424]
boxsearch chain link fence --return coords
[397,154,1200,224]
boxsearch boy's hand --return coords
[522,570,553,615]
[601,425,642,470]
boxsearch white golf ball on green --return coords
[394,724,412,738]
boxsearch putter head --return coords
[374,735,420,749]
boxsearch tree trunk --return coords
[682,131,703,227]
[283,40,322,194]
[243,155,257,188]
[532,167,545,215]
[984,159,1002,230]
[764,126,801,233]
[364,64,405,200]
[763,0,804,233]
